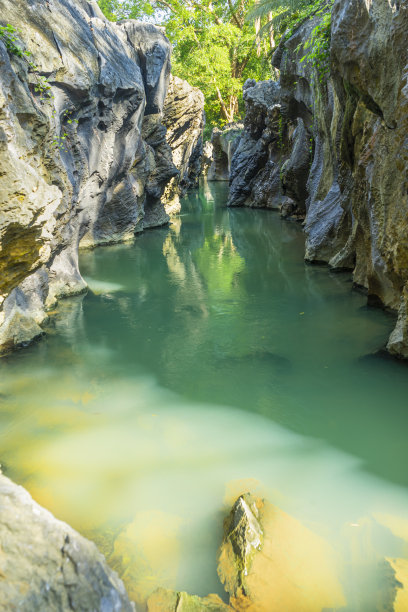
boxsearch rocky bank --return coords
[228,0,408,358]
[0,0,203,354]
[0,473,134,611]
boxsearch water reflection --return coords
[1,182,408,610]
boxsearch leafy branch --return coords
[298,4,332,84]
[0,23,52,101]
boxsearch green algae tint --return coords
[1,182,408,610]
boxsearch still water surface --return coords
[1,183,408,609]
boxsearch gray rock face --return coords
[228,80,293,210]
[208,123,243,182]
[163,75,205,214]
[229,0,408,358]
[0,0,181,353]
[0,473,134,611]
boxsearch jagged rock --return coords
[0,0,182,353]
[218,493,345,611]
[0,473,134,611]
[208,123,243,182]
[147,588,232,611]
[218,494,263,600]
[163,75,205,214]
[142,113,178,227]
[229,0,408,358]
[228,80,301,211]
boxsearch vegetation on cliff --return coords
[98,0,332,132]
[98,0,275,130]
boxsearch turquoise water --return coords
[1,182,408,609]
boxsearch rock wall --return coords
[162,75,205,214]
[0,0,203,354]
[228,0,408,359]
[208,123,243,181]
[0,473,134,611]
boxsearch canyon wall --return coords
[0,0,203,354]
[163,75,205,214]
[228,0,408,358]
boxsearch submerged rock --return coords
[218,493,346,611]
[147,588,232,611]
[217,350,292,375]
[0,473,134,611]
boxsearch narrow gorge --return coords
[0,0,408,611]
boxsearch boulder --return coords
[218,494,346,611]
[147,588,232,611]
[227,80,302,212]
[0,473,134,611]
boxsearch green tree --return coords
[97,0,153,20]
[167,1,273,127]
[98,0,273,129]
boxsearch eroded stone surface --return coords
[228,0,408,357]
[163,75,205,214]
[0,473,134,611]
[0,0,194,353]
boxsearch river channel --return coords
[1,182,408,610]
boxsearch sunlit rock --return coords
[218,493,346,611]
[229,0,408,358]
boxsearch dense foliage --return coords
[97,0,327,130]
[98,0,273,130]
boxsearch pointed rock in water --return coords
[217,494,264,602]
[0,474,134,611]
[147,588,232,611]
[218,493,346,611]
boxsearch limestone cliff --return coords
[163,75,205,214]
[0,0,202,354]
[228,0,408,358]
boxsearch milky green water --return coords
[1,182,408,610]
